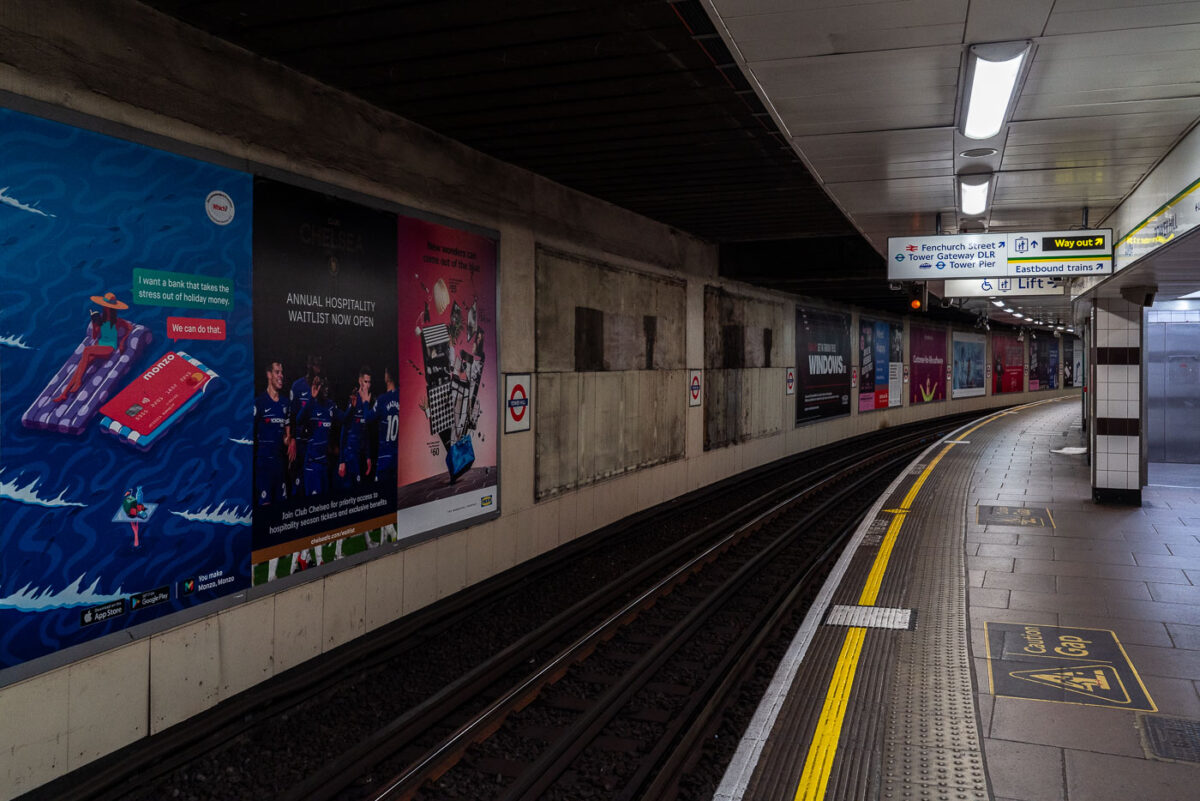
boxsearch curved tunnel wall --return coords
[0,2,1077,797]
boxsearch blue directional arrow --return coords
[998,241,1005,248]
[894,253,905,262]
[1032,240,1039,249]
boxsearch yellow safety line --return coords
[793,627,866,801]
[792,405,1038,801]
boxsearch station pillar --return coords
[1090,295,1145,504]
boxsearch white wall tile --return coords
[322,567,367,651]
[1096,399,1109,417]
[217,596,275,700]
[1096,469,1112,487]
[0,669,69,801]
[1096,453,1109,470]
[1096,435,1110,454]
[1126,453,1140,473]
[1127,396,1140,417]
[273,582,324,673]
[150,619,220,734]
[68,643,148,769]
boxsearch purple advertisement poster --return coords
[909,325,946,404]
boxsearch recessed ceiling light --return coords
[961,42,1031,140]
[960,147,998,158]
[959,173,992,216]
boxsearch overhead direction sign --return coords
[944,277,1066,298]
[888,229,1112,280]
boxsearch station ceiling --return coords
[143,0,1200,324]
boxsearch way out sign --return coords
[689,369,702,407]
[505,373,531,433]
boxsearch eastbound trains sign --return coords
[888,229,1112,280]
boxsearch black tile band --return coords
[1096,417,1140,436]
[1095,346,1140,365]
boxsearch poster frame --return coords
[0,93,503,684]
[794,305,852,426]
[951,331,988,399]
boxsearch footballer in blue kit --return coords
[288,355,322,497]
[372,367,399,484]
[295,373,340,496]
[254,360,291,506]
[338,366,373,490]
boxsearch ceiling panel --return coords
[963,0,1055,41]
[794,129,955,182]
[1045,1,1200,35]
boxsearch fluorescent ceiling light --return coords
[962,42,1030,140]
[1179,289,1200,299]
[991,299,1004,307]
[1014,313,1025,318]
[1003,307,1013,313]
[959,173,991,216]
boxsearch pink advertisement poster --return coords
[909,324,946,404]
[395,216,499,537]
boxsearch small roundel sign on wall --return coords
[505,373,531,433]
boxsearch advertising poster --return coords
[1063,337,1082,387]
[952,332,987,398]
[251,179,399,583]
[1029,337,1059,390]
[0,108,253,669]
[395,215,498,538]
[889,324,904,407]
[992,332,1025,394]
[796,307,850,424]
[909,325,947,404]
[858,318,900,411]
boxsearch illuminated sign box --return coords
[888,229,1112,280]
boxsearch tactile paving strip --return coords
[738,417,1004,801]
[877,436,990,801]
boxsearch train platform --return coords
[717,397,1200,801]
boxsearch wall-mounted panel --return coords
[534,249,686,499]
[704,287,785,449]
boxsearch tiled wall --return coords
[1092,297,1143,500]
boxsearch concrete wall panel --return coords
[68,643,148,769]
[217,596,275,698]
[150,619,219,734]
[0,668,68,801]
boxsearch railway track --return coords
[33,412,986,801]
[287,426,954,801]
